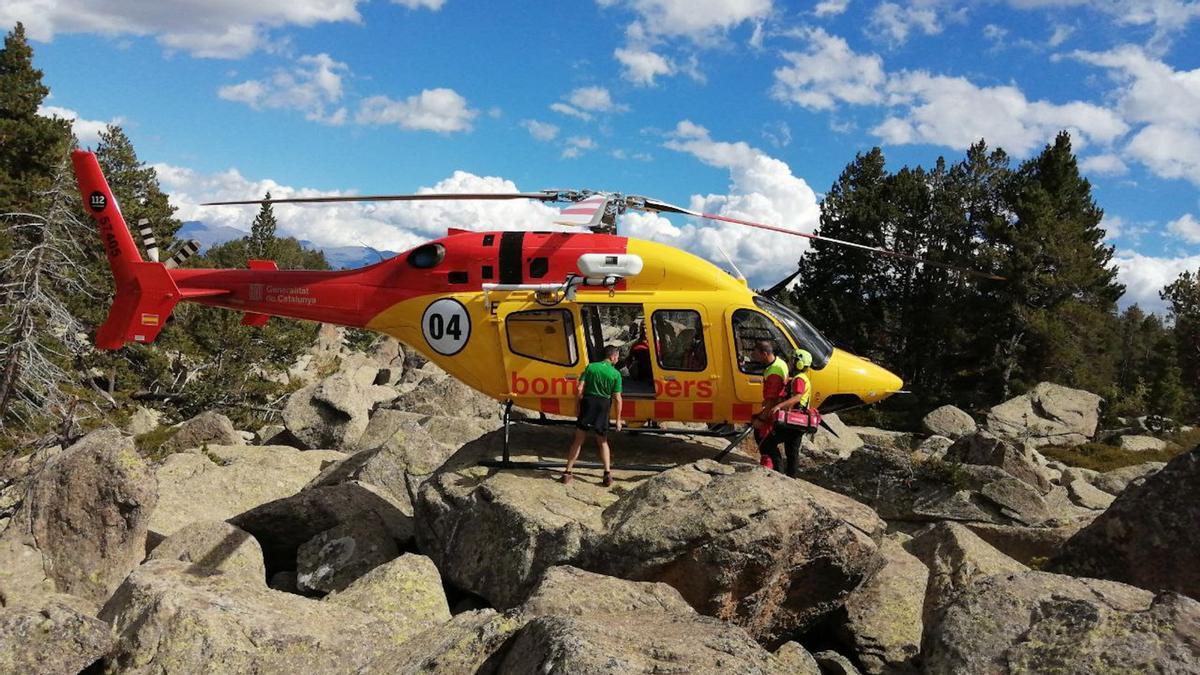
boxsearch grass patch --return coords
[1165,426,1200,453]
[1041,441,1188,472]
[135,425,179,462]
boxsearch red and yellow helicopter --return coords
[73,150,992,438]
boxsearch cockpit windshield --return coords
[753,296,834,369]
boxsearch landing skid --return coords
[477,401,756,473]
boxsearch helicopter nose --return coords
[828,348,904,404]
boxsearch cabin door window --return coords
[580,303,655,397]
[730,309,792,375]
[506,309,578,366]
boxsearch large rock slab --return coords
[498,612,792,674]
[324,554,450,643]
[283,372,399,449]
[229,482,410,578]
[1051,447,1200,599]
[800,447,1048,526]
[1091,461,1164,495]
[924,571,1200,673]
[99,559,414,674]
[0,600,113,675]
[161,411,240,453]
[849,426,918,452]
[0,429,156,608]
[415,425,742,609]
[985,382,1102,447]
[146,520,266,583]
[808,413,863,457]
[521,565,695,618]
[359,609,523,675]
[945,432,1051,493]
[1118,434,1168,452]
[297,519,400,594]
[304,410,490,526]
[775,642,821,674]
[390,365,502,421]
[904,522,1028,624]
[838,538,928,674]
[922,405,977,439]
[963,521,1088,566]
[150,444,345,539]
[589,461,884,645]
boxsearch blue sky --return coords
[7,0,1200,311]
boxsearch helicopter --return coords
[72,149,998,458]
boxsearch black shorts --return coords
[576,395,612,435]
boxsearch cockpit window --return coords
[753,296,833,369]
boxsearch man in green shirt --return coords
[562,345,624,487]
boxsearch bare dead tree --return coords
[0,159,100,444]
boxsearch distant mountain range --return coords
[178,221,398,270]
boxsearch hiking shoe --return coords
[560,472,574,485]
[601,472,613,487]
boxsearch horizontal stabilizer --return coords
[95,262,229,350]
[96,262,178,349]
[241,312,270,327]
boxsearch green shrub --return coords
[1041,441,1187,472]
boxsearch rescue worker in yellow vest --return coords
[760,348,815,477]
[751,340,790,472]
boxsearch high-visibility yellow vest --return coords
[790,371,813,409]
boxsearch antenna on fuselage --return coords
[714,242,746,281]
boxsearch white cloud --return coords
[1080,153,1129,176]
[1115,251,1200,312]
[874,71,1129,155]
[218,53,348,124]
[649,121,821,284]
[154,162,563,252]
[521,119,560,141]
[1073,46,1200,184]
[1167,213,1200,244]
[615,47,675,86]
[599,0,773,40]
[393,0,446,8]
[1101,214,1124,240]
[868,1,942,45]
[815,0,850,17]
[1047,23,1074,47]
[355,88,477,133]
[37,105,120,146]
[771,28,886,110]
[550,102,593,121]
[561,136,597,159]
[1,0,375,58]
[566,86,629,113]
[1008,0,1200,52]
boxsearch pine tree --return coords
[992,131,1123,396]
[793,148,892,358]
[0,23,72,214]
[249,192,278,259]
[1162,269,1200,418]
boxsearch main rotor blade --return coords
[202,192,558,206]
[639,197,1005,281]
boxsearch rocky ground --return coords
[0,328,1198,674]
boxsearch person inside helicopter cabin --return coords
[761,349,815,477]
[626,326,654,383]
[562,345,624,488]
[751,340,790,471]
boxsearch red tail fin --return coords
[72,150,207,350]
[72,150,142,283]
[94,262,183,349]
